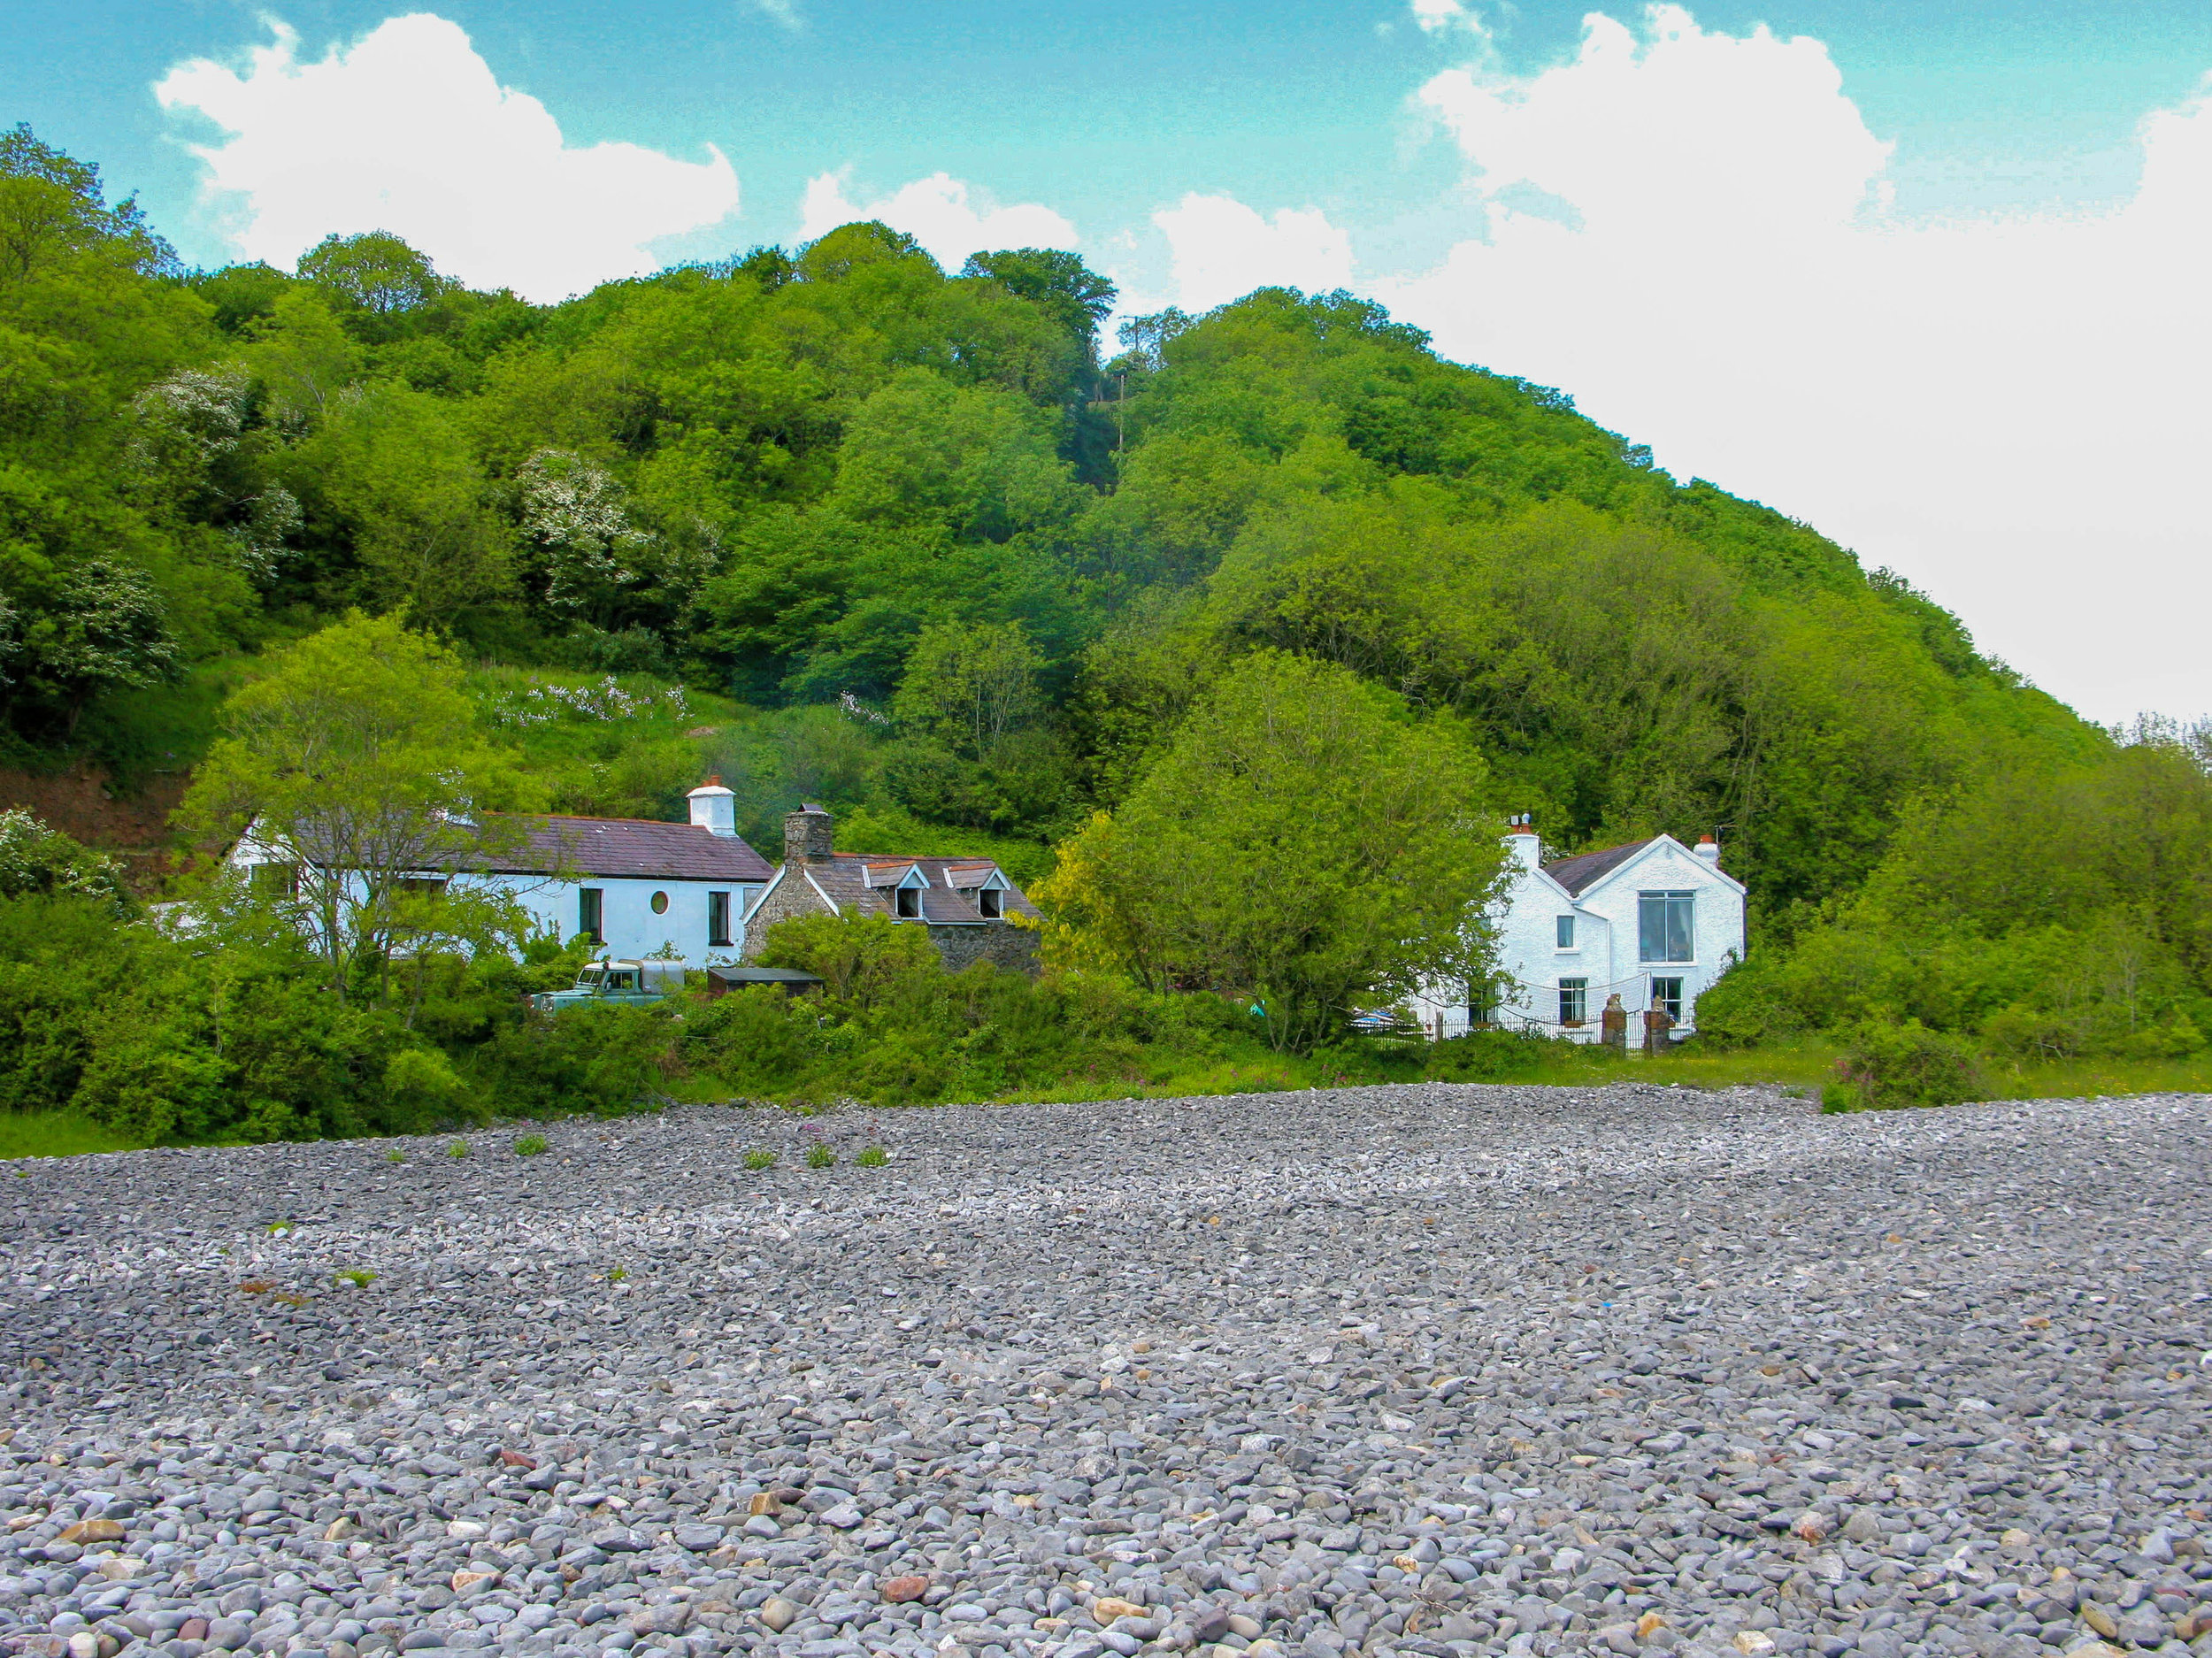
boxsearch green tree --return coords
[0,122,176,285]
[287,383,514,621]
[180,613,541,1002]
[297,231,449,319]
[1048,650,1503,1050]
[891,620,1041,757]
[831,369,1082,541]
[961,248,1116,359]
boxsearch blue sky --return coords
[14,1,2212,270]
[5,1,2211,720]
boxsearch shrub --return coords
[1831,1020,1987,1110]
[1678,956,1794,1051]
[1422,1026,1583,1082]
[856,1144,887,1166]
[679,985,820,1094]
[386,1047,474,1125]
[804,1141,835,1169]
[757,912,939,1008]
[742,1148,775,1171]
[513,1132,549,1156]
[447,1139,469,1158]
[0,810,131,911]
[471,1001,680,1116]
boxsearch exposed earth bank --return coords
[3,1086,2208,1658]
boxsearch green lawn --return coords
[0,1113,145,1161]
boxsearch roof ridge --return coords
[488,810,721,830]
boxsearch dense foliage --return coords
[0,120,2204,1134]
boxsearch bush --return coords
[756,912,939,1008]
[0,810,132,911]
[1422,1026,1586,1082]
[470,1001,680,1116]
[680,986,821,1094]
[1830,1020,1987,1110]
[1678,956,1793,1051]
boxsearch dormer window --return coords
[979,887,1002,919]
[895,886,921,919]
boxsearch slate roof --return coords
[1541,838,1656,898]
[795,853,1042,926]
[465,814,775,882]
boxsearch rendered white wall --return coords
[1408,834,1745,1042]
[225,843,761,967]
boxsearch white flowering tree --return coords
[518,449,653,625]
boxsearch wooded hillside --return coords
[5,120,2207,1115]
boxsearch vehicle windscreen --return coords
[576,969,603,988]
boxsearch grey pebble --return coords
[1,1085,2208,1658]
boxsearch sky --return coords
[5,0,2211,725]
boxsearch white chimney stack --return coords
[1695,833,1721,866]
[687,775,737,837]
[1504,813,1542,872]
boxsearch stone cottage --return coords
[739,804,1042,973]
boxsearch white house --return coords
[227,779,775,967]
[1409,820,1746,1042]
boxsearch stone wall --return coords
[737,871,830,962]
[929,921,1041,975]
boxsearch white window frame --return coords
[1557,978,1588,1027]
[1638,890,1695,964]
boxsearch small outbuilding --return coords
[703,964,824,997]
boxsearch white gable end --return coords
[1410,829,1747,1044]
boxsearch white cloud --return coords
[156,14,740,303]
[743,0,803,28]
[1410,0,1491,40]
[1157,5,2209,720]
[798,169,1077,270]
[1152,194,1354,313]
[1370,4,2212,719]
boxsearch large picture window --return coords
[1639,890,1694,963]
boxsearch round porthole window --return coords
[649,891,670,915]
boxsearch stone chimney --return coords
[1504,813,1542,872]
[687,775,736,837]
[1694,833,1721,867]
[784,803,834,864]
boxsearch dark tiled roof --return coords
[465,814,774,882]
[1542,838,1655,897]
[793,853,1042,926]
